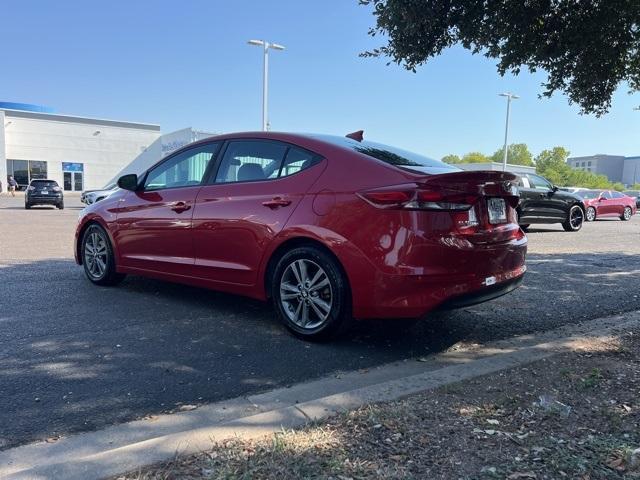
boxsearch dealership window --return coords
[6,159,48,189]
[62,163,84,191]
[588,161,592,166]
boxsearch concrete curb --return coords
[2,311,639,480]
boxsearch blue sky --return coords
[3,0,639,159]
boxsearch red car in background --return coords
[580,190,637,222]
[75,132,527,340]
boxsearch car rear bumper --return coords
[27,195,63,205]
[350,236,527,319]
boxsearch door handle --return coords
[170,201,191,213]
[262,197,292,209]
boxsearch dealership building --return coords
[0,102,162,192]
[568,154,640,186]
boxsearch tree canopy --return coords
[491,144,534,166]
[361,0,640,115]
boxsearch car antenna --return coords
[345,130,364,142]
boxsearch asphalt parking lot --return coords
[1,194,639,449]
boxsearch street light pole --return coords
[248,40,285,131]
[499,92,519,171]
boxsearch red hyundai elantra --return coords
[579,190,637,221]
[75,132,527,340]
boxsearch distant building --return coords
[457,162,536,176]
[567,154,625,183]
[622,156,640,186]
[1,102,160,191]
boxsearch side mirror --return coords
[552,185,559,192]
[117,174,138,191]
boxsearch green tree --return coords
[360,0,640,115]
[491,144,534,166]
[535,147,573,185]
[461,152,490,164]
[441,154,461,164]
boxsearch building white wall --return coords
[457,162,536,175]
[3,110,160,190]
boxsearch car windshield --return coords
[31,180,58,188]
[312,135,460,175]
[624,191,639,197]
[579,190,602,199]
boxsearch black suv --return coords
[516,173,585,232]
[25,179,64,209]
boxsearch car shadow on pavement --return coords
[0,250,639,449]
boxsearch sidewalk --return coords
[120,326,639,479]
[2,313,639,480]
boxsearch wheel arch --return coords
[76,217,117,265]
[263,236,352,302]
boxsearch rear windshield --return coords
[30,180,58,188]
[313,135,460,175]
[578,190,602,199]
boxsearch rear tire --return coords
[57,202,64,210]
[586,206,596,222]
[562,205,584,232]
[81,224,126,286]
[271,246,351,341]
[24,203,31,210]
[621,206,632,221]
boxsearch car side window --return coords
[611,191,624,199]
[144,143,220,191]
[518,176,531,188]
[528,174,552,190]
[279,147,321,178]
[601,191,612,199]
[213,140,288,184]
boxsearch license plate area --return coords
[487,198,507,224]
[41,190,48,195]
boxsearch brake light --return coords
[27,186,35,191]
[358,186,478,212]
[52,186,62,192]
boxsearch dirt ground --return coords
[117,329,640,480]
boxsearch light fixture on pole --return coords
[247,39,285,131]
[498,92,519,171]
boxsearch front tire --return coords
[81,224,126,286]
[562,205,584,232]
[271,246,351,341]
[586,206,596,222]
[621,206,632,221]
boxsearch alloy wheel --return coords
[624,207,632,220]
[279,259,333,330]
[84,231,108,280]
[586,207,596,221]
[569,206,583,229]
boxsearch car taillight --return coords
[358,186,478,212]
[27,186,35,191]
[52,186,62,192]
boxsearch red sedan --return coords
[580,190,637,222]
[75,132,527,340]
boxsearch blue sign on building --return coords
[62,162,84,172]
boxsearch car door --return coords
[191,139,325,286]
[610,191,626,215]
[519,174,560,220]
[114,142,221,275]
[596,191,614,216]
